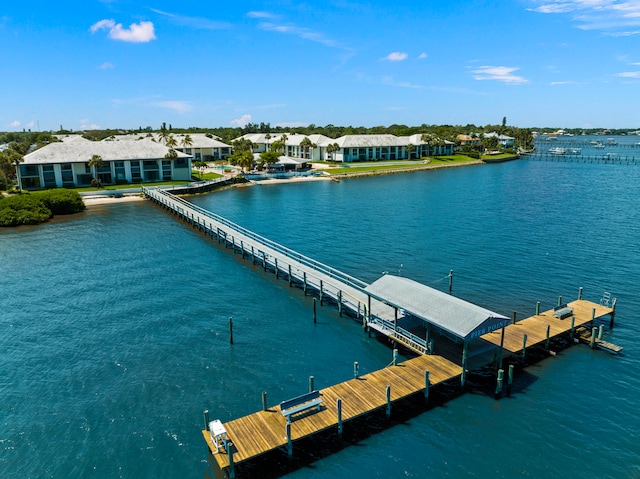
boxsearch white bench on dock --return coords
[280,390,323,423]
[208,419,228,453]
[553,304,574,320]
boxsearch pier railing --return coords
[142,186,368,292]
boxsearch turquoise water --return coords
[2,156,639,478]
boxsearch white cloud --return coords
[247,11,274,19]
[90,19,156,43]
[381,76,423,89]
[418,52,428,59]
[382,52,408,61]
[231,114,252,127]
[550,80,578,85]
[99,62,114,69]
[81,121,101,130]
[616,71,640,77]
[527,1,640,33]
[258,22,341,48]
[153,101,193,113]
[10,120,20,127]
[472,66,529,84]
[151,9,230,30]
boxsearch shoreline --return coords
[81,160,483,207]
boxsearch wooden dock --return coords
[202,298,617,477]
[202,354,462,470]
[141,187,620,478]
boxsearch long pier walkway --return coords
[142,186,428,353]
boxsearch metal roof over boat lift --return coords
[365,274,510,341]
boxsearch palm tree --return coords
[406,143,415,160]
[265,133,271,151]
[299,137,312,159]
[165,134,178,149]
[326,143,340,162]
[181,134,193,151]
[158,124,170,144]
[280,134,288,156]
[88,154,104,188]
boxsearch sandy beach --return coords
[83,194,145,207]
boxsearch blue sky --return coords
[2,0,640,131]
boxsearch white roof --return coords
[23,140,191,165]
[54,134,91,143]
[103,133,230,149]
[365,275,509,340]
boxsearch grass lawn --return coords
[191,171,224,181]
[72,180,194,192]
[325,155,478,175]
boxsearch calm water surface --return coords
[1,157,639,478]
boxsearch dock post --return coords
[522,334,527,359]
[558,295,563,307]
[229,317,234,345]
[590,327,597,349]
[386,385,391,418]
[275,258,279,279]
[449,269,453,295]
[610,298,617,328]
[251,246,255,265]
[286,423,292,457]
[354,361,359,379]
[204,410,210,430]
[228,441,236,479]
[461,342,468,389]
[262,391,267,411]
[545,324,551,350]
[240,241,245,258]
[303,272,307,295]
[313,298,317,324]
[578,287,583,300]
[262,252,267,271]
[309,376,314,393]
[570,316,575,341]
[424,370,430,403]
[598,325,604,341]
[495,369,504,398]
[392,348,398,366]
[338,291,342,316]
[536,301,540,315]
[319,280,324,305]
[288,265,292,287]
[591,307,596,324]
[337,398,343,439]
[507,365,514,396]
[512,311,517,325]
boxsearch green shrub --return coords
[34,189,86,215]
[462,151,480,159]
[0,195,52,226]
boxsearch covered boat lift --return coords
[364,274,510,385]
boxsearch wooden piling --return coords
[578,287,583,300]
[229,317,234,345]
[512,311,517,325]
[262,252,266,271]
[558,295,563,307]
[610,298,617,328]
[545,324,550,349]
[385,385,391,417]
[251,246,255,265]
[424,370,430,402]
[521,334,528,359]
[319,280,324,305]
[204,410,210,430]
[228,441,236,478]
[392,349,398,366]
[262,391,267,411]
[309,376,315,393]
[495,369,504,398]
[449,269,453,295]
[303,272,307,295]
[354,361,359,379]
[337,398,343,438]
[536,301,540,315]
[590,327,597,348]
[338,290,343,316]
[570,316,575,340]
[598,325,604,341]
[288,265,292,287]
[286,423,292,457]
[275,258,279,279]
[313,298,317,324]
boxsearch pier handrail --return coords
[143,186,369,291]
